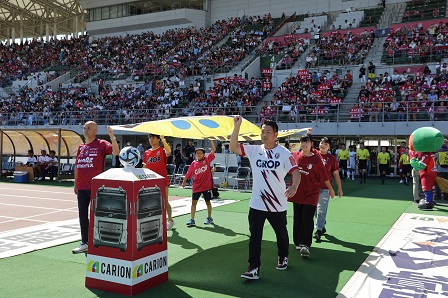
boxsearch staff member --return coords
[337,144,349,181]
[399,148,412,186]
[72,121,119,254]
[377,147,391,185]
[356,142,370,184]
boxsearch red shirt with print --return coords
[185,152,215,193]
[75,139,113,190]
[143,146,170,186]
[288,150,327,206]
[318,153,339,189]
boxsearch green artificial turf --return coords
[1,177,443,297]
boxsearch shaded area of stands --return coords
[402,0,446,22]
[382,18,448,65]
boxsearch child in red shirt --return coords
[143,134,174,230]
[182,141,216,226]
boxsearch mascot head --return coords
[409,127,444,153]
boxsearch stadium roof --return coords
[0,0,86,40]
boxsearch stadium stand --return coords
[382,20,448,65]
[402,0,446,22]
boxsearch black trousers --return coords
[248,208,289,268]
[293,203,317,248]
[77,190,91,244]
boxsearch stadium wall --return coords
[210,0,403,22]
[86,8,209,39]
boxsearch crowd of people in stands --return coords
[314,29,375,66]
[2,11,448,125]
[350,65,448,122]
[383,21,448,63]
[0,71,268,126]
[261,69,352,123]
[1,13,281,89]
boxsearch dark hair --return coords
[262,119,278,133]
[320,137,331,146]
[176,143,181,147]
[148,133,160,139]
[49,150,56,154]
[300,133,313,143]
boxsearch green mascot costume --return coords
[409,127,448,210]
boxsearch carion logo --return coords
[133,264,144,278]
[87,260,100,273]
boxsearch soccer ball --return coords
[119,146,140,168]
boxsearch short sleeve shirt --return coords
[377,152,391,164]
[289,151,327,206]
[143,146,170,186]
[356,148,370,160]
[241,144,297,212]
[319,153,339,189]
[399,154,410,165]
[75,139,113,190]
[338,149,349,160]
[185,152,215,193]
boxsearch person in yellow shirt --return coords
[337,144,349,181]
[377,147,391,185]
[356,142,370,184]
[399,148,411,186]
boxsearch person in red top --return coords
[72,121,119,254]
[314,137,343,241]
[289,133,334,258]
[143,134,174,230]
[182,141,216,226]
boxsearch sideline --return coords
[0,197,238,259]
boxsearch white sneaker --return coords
[300,246,310,258]
[352,177,355,181]
[72,243,88,254]
[167,220,175,230]
[399,180,404,183]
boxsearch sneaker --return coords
[352,177,355,181]
[322,227,327,234]
[72,243,88,254]
[167,220,175,230]
[241,267,259,280]
[300,246,310,258]
[276,257,288,270]
[295,244,304,250]
[313,230,323,241]
[204,217,213,224]
[186,219,196,227]
[418,201,435,210]
[399,180,404,184]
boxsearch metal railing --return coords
[381,45,448,65]
[0,101,444,128]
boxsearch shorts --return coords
[379,164,389,173]
[402,164,412,175]
[192,190,212,201]
[339,160,348,170]
[358,160,367,170]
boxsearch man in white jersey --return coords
[230,117,300,280]
[347,145,357,180]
